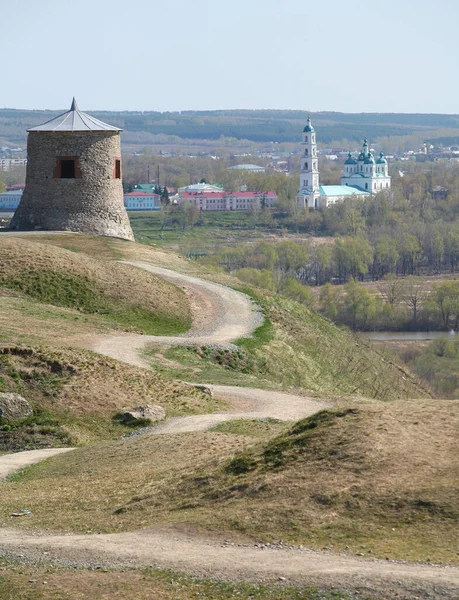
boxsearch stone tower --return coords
[10,98,134,240]
[296,116,320,209]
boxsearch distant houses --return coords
[0,189,23,210]
[178,190,277,211]
[123,191,160,211]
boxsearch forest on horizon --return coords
[2,108,459,152]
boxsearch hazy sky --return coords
[3,0,458,113]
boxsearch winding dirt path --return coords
[88,262,263,369]
[151,385,327,433]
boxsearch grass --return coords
[0,344,225,450]
[210,418,288,439]
[129,210,280,253]
[145,345,278,389]
[1,399,457,564]
[0,237,191,336]
[0,560,354,600]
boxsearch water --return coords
[360,331,458,341]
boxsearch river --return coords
[360,331,458,341]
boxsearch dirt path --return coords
[150,386,328,433]
[0,448,74,480]
[0,526,457,598]
[87,262,263,369]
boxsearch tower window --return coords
[114,158,121,179]
[54,156,81,179]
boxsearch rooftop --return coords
[28,98,122,133]
[227,164,265,171]
[320,185,370,197]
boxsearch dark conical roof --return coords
[28,98,122,132]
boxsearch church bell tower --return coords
[297,115,320,209]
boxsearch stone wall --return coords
[10,131,134,240]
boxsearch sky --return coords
[2,0,458,114]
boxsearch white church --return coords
[296,116,391,209]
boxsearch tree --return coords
[381,273,404,307]
[372,235,399,279]
[333,236,373,283]
[160,187,170,205]
[341,279,375,330]
[319,283,339,321]
[403,276,426,325]
[433,280,459,330]
[279,278,313,306]
[0,180,7,194]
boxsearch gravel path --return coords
[140,386,328,434]
[88,262,263,369]
[0,527,457,598]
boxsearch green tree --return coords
[279,278,313,306]
[234,268,276,292]
[341,279,375,330]
[319,283,339,321]
[433,280,459,330]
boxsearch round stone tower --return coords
[10,98,134,240]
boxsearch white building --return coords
[296,117,391,209]
[341,139,391,193]
[0,189,23,210]
[0,158,27,171]
[178,183,224,194]
[123,191,160,211]
[227,164,266,173]
[180,190,277,211]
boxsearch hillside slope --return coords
[0,237,191,335]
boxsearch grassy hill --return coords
[0,344,222,450]
[0,237,191,336]
[0,233,450,572]
[2,399,457,563]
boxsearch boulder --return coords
[119,404,165,423]
[0,393,33,421]
[191,384,213,397]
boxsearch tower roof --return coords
[345,152,357,165]
[28,98,122,132]
[376,151,387,164]
[303,115,315,133]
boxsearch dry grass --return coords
[0,561,349,600]
[0,432,250,532]
[2,399,457,563]
[0,237,191,333]
[0,344,225,449]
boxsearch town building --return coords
[296,117,391,209]
[180,190,277,211]
[178,183,224,194]
[0,158,27,171]
[227,164,266,173]
[0,189,23,210]
[123,191,160,210]
[10,98,133,240]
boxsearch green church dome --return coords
[303,115,315,133]
[376,151,387,164]
[345,152,357,165]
